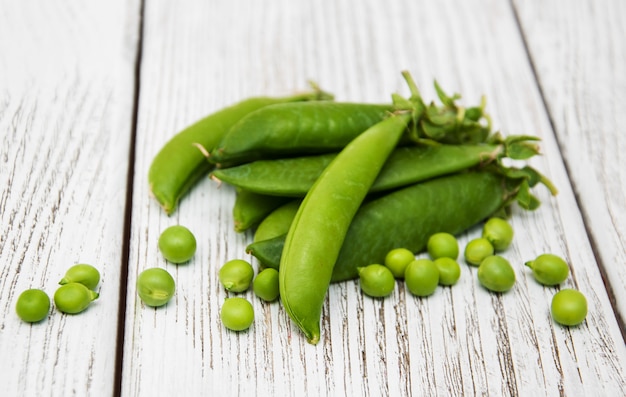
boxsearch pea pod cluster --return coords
[148,83,334,214]
[147,70,557,345]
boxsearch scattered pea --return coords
[384,248,415,278]
[137,268,175,307]
[551,289,587,326]
[54,282,99,314]
[219,259,254,293]
[15,289,50,323]
[434,257,461,286]
[59,264,100,290]
[404,259,439,297]
[525,254,569,286]
[253,268,280,302]
[158,225,197,264]
[482,217,514,251]
[358,264,396,298]
[477,255,515,293]
[427,232,459,260]
[464,238,494,266]
[221,297,255,331]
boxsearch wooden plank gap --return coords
[113,0,146,396]
[509,0,626,342]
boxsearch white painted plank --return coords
[0,0,140,396]
[514,0,626,330]
[125,0,625,396]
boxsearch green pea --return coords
[434,257,461,286]
[525,254,569,286]
[220,297,255,331]
[137,268,175,307]
[404,259,439,297]
[59,264,100,290]
[219,259,254,293]
[54,283,99,314]
[477,255,515,292]
[551,289,587,326]
[158,225,197,264]
[358,264,396,298]
[482,217,514,251]
[384,248,415,278]
[253,268,280,302]
[427,232,459,260]
[464,237,494,266]
[15,289,50,323]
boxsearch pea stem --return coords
[401,70,422,101]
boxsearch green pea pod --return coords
[209,102,397,166]
[232,189,291,233]
[253,200,301,243]
[212,144,500,197]
[248,169,553,282]
[280,111,413,345]
[148,88,333,215]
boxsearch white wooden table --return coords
[1,1,625,396]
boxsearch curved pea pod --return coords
[247,234,286,270]
[209,102,397,166]
[280,111,413,345]
[212,144,499,197]
[148,88,333,215]
[232,189,291,233]
[248,169,554,282]
[253,200,301,243]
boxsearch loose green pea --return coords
[158,225,197,264]
[59,264,100,290]
[54,283,99,314]
[427,232,459,260]
[15,289,50,323]
[253,268,280,302]
[434,257,461,286]
[464,237,494,266]
[358,264,396,298]
[551,289,587,326]
[219,259,254,293]
[525,254,569,286]
[482,218,514,251]
[384,248,415,278]
[477,255,515,292]
[404,259,439,297]
[220,297,255,331]
[137,268,175,307]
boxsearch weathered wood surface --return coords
[515,0,626,332]
[0,0,140,396]
[1,0,624,396]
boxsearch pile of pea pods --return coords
[148,71,559,344]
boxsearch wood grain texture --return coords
[514,0,626,332]
[122,0,625,396]
[0,0,140,396]
[1,0,625,396]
